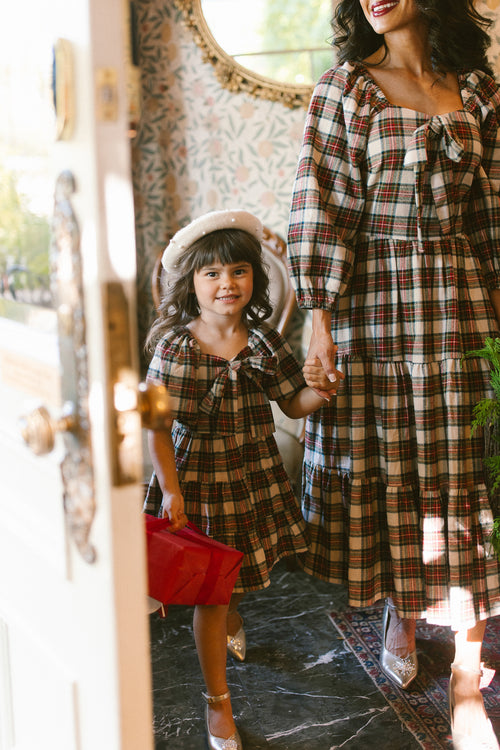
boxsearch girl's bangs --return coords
[192,231,258,270]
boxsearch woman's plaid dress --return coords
[287,62,500,629]
[144,325,309,594]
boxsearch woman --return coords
[287,1,500,747]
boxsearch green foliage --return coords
[0,163,50,277]
[471,397,500,433]
[258,0,335,84]
[465,337,500,558]
[463,336,500,374]
[484,455,500,493]
[492,517,500,559]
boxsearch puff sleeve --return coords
[146,332,199,426]
[287,64,367,311]
[463,70,500,290]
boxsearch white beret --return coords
[161,209,264,271]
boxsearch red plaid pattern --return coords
[287,63,500,628]
[144,325,309,593]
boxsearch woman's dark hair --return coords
[333,0,493,76]
[145,228,273,353]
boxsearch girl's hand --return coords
[160,490,188,532]
[303,357,344,395]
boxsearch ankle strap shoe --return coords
[203,691,243,750]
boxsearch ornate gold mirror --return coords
[173,0,336,109]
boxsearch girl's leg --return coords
[227,593,245,637]
[227,592,246,662]
[450,619,497,740]
[193,603,235,740]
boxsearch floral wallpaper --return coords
[132,0,500,363]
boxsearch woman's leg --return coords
[384,597,417,657]
[193,603,235,739]
[450,619,493,738]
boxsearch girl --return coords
[144,209,340,750]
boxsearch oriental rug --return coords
[329,607,500,750]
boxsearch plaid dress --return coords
[144,324,309,593]
[287,62,500,629]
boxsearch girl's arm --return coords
[148,429,187,531]
[277,386,329,419]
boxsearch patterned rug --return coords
[329,607,500,750]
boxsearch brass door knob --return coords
[20,404,77,456]
[136,382,171,430]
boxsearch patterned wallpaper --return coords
[132,0,500,361]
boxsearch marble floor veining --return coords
[149,560,421,750]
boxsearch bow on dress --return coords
[404,110,481,252]
[198,354,278,434]
[403,116,468,250]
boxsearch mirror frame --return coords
[173,0,314,109]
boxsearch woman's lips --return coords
[371,1,399,17]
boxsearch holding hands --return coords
[303,357,344,398]
[303,322,344,399]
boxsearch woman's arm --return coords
[287,68,361,315]
[306,309,341,394]
[148,429,187,531]
[489,289,500,329]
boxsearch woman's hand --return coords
[160,490,188,532]
[303,357,343,395]
[306,310,343,398]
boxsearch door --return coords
[0,0,153,748]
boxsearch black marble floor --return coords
[149,560,422,750]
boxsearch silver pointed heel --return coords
[203,690,243,750]
[449,663,500,750]
[227,620,246,662]
[380,599,418,690]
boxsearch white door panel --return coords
[0,0,153,747]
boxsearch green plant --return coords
[463,337,500,557]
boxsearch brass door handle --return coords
[112,380,171,430]
[20,403,77,456]
[20,384,170,457]
[136,382,171,431]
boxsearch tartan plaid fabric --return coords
[287,63,500,628]
[144,324,309,593]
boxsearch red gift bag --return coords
[144,515,243,606]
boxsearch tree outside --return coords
[0,163,51,305]
[257,0,336,84]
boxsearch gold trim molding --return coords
[173,0,314,109]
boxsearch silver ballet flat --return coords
[449,663,500,750]
[227,622,246,662]
[380,599,418,689]
[203,690,243,750]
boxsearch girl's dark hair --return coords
[145,228,273,353]
[333,0,493,76]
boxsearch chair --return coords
[151,225,297,337]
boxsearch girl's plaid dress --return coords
[144,324,309,593]
[288,62,500,629]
